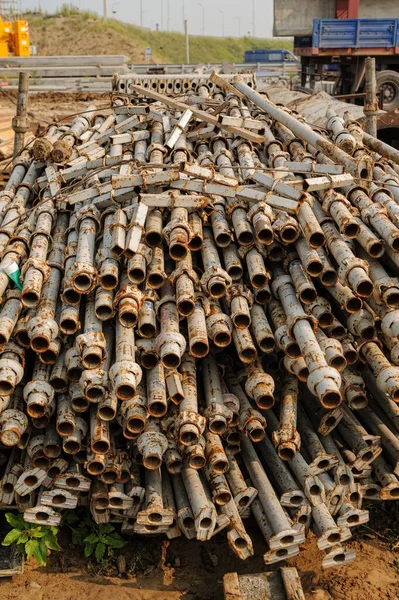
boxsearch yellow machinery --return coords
[0,0,30,57]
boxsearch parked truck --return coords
[274,0,399,110]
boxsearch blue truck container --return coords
[244,49,299,63]
[312,18,399,50]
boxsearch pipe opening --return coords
[25,475,38,487]
[291,495,303,506]
[327,532,340,544]
[234,314,250,329]
[144,455,162,470]
[21,291,39,308]
[199,517,212,529]
[369,242,384,258]
[63,289,80,305]
[98,406,116,421]
[307,261,323,277]
[148,512,162,523]
[298,515,308,524]
[347,514,360,524]
[249,427,265,442]
[251,274,267,288]
[95,306,113,321]
[145,232,162,247]
[64,440,80,454]
[87,461,104,475]
[47,466,61,479]
[127,417,145,434]
[116,384,135,400]
[309,232,325,248]
[209,282,226,298]
[279,446,296,461]
[281,535,294,545]
[128,269,146,284]
[119,312,137,328]
[167,460,183,474]
[149,401,167,418]
[356,280,373,298]
[240,348,257,362]
[256,394,274,410]
[177,300,195,317]
[31,335,49,352]
[110,497,123,507]
[321,391,341,409]
[141,354,158,369]
[102,471,117,484]
[92,440,110,454]
[162,353,180,369]
[36,512,49,521]
[309,484,321,496]
[280,227,297,243]
[214,331,231,347]
[183,516,194,529]
[300,288,317,304]
[95,497,109,508]
[321,270,337,286]
[72,397,89,412]
[237,231,253,245]
[147,273,164,289]
[53,494,66,505]
[331,356,346,371]
[228,266,243,280]
[100,274,118,290]
[191,341,208,358]
[189,455,206,469]
[87,387,104,402]
[74,274,92,292]
[344,223,360,238]
[215,232,231,247]
[333,553,346,563]
[234,537,248,549]
[67,367,82,382]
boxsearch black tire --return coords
[376,70,399,112]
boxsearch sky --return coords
[21,0,275,38]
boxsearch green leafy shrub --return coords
[84,523,127,562]
[2,513,60,566]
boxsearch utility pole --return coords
[140,0,143,27]
[252,0,255,37]
[184,19,190,63]
[103,0,107,21]
[167,0,170,30]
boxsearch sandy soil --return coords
[0,515,397,600]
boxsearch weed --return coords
[1,512,60,566]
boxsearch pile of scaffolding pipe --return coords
[2,74,399,569]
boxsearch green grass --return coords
[24,9,293,64]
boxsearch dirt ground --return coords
[0,507,397,600]
[0,91,109,136]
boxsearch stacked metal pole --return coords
[1,72,399,568]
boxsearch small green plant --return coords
[83,523,127,562]
[2,513,60,566]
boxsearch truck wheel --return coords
[376,70,399,112]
